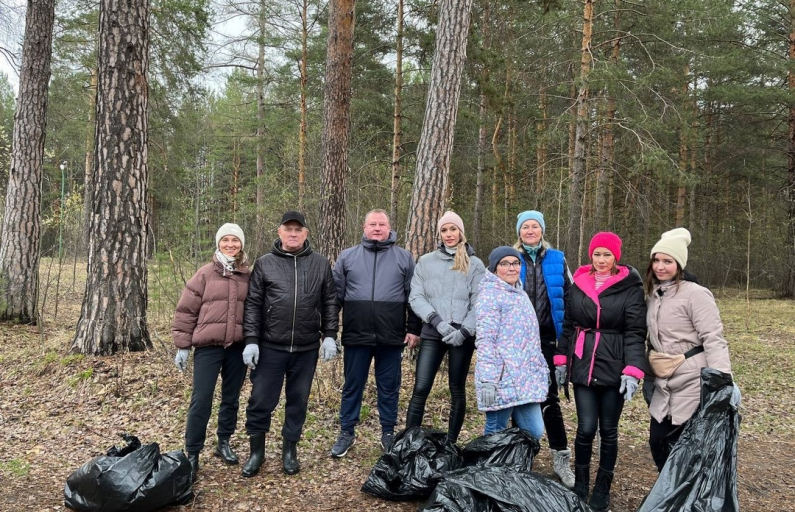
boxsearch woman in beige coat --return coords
[644,227,738,471]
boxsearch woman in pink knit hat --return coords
[559,231,648,511]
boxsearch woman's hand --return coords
[481,383,498,407]
[619,375,639,402]
[174,349,190,372]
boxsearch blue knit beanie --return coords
[516,210,545,236]
[488,246,522,273]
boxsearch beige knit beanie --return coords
[650,227,691,269]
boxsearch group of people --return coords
[172,208,739,512]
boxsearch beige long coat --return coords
[646,280,732,425]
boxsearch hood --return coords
[362,230,397,252]
[480,268,523,294]
[436,241,476,258]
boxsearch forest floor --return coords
[0,260,793,512]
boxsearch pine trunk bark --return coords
[71,0,151,354]
[787,0,795,297]
[298,0,308,211]
[405,0,473,259]
[566,0,594,261]
[256,3,266,227]
[319,0,355,263]
[389,0,404,226]
[0,0,56,324]
[83,69,97,250]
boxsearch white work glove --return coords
[442,330,466,347]
[480,383,498,408]
[174,349,190,372]
[436,321,456,337]
[555,365,567,388]
[320,337,338,362]
[243,344,260,370]
[730,384,742,409]
[619,375,639,402]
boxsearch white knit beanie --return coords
[216,223,245,249]
[650,227,691,269]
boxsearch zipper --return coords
[371,249,378,340]
[290,256,298,352]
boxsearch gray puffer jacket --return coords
[409,244,486,340]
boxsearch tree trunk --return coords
[389,0,404,226]
[298,0,308,211]
[535,85,547,200]
[566,0,593,261]
[404,0,473,259]
[319,0,355,263]
[83,69,97,250]
[787,0,795,297]
[71,0,151,354]
[595,3,620,230]
[256,2,266,226]
[676,63,690,228]
[474,91,486,250]
[0,0,56,324]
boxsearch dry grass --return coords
[0,259,792,511]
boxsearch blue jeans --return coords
[339,344,404,434]
[484,402,544,439]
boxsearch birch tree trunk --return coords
[319,0,355,263]
[405,0,473,258]
[0,0,56,324]
[71,0,151,354]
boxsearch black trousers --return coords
[185,344,247,454]
[649,415,685,472]
[405,337,475,442]
[245,346,318,442]
[573,384,624,472]
[540,339,568,450]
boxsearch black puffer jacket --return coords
[560,264,648,387]
[243,239,339,352]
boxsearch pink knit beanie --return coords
[588,231,622,262]
[437,211,465,236]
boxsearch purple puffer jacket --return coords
[475,271,548,412]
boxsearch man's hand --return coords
[404,333,420,349]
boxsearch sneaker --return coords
[380,431,395,452]
[330,431,356,458]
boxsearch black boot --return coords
[214,436,239,465]
[187,452,199,483]
[590,467,614,511]
[241,433,266,478]
[282,438,300,475]
[573,464,589,502]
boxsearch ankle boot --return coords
[241,433,266,478]
[573,464,589,502]
[186,452,199,483]
[590,467,614,511]
[214,436,239,465]
[551,448,575,488]
[282,438,300,475]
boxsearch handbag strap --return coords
[683,345,704,359]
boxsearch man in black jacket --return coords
[240,211,339,477]
[329,209,421,458]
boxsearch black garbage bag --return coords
[64,435,193,512]
[460,427,540,472]
[361,427,463,501]
[637,368,740,512]
[418,465,590,512]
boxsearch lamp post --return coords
[59,160,66,259]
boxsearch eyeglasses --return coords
[498,261,522,269]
